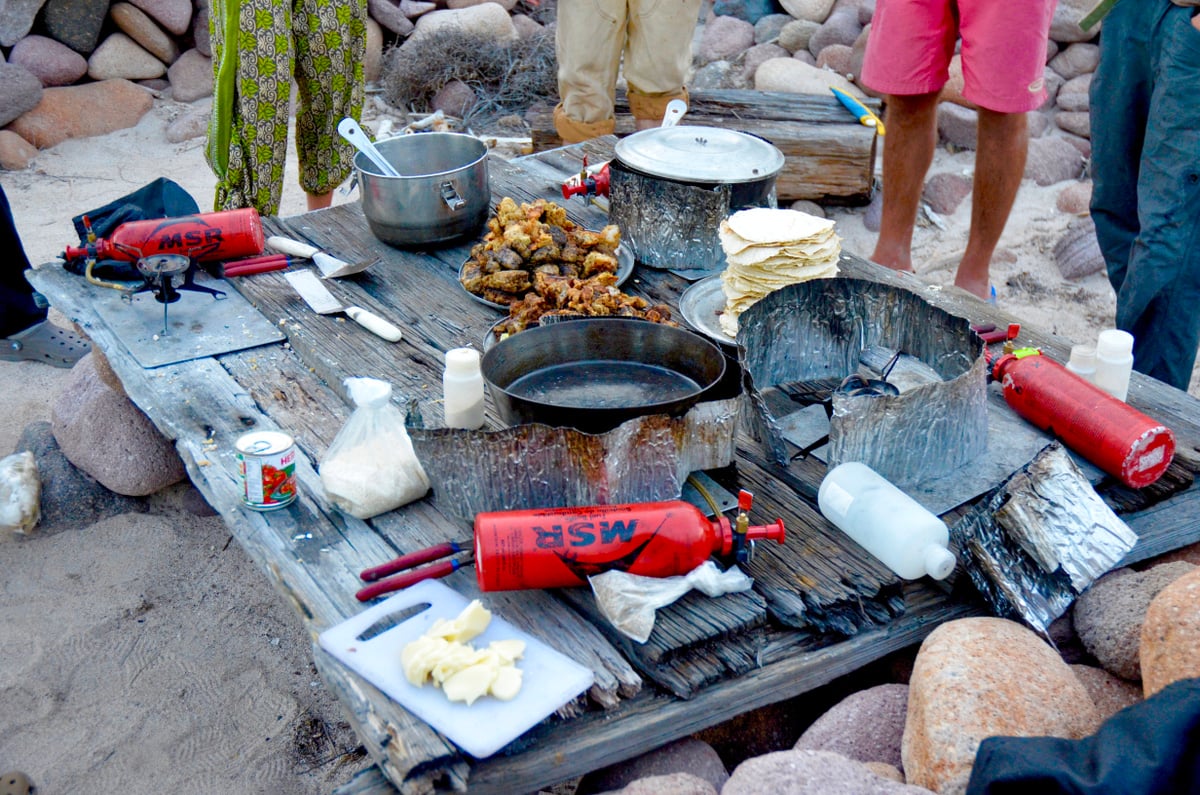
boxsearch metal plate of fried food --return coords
[459,241,635,311]
[678,274,737,347]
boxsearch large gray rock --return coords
[128,0,191,35]
[596,773,716,795]
[902,617,1100,795]
[936,102,978,150]
[1050,0,1099,44]
[0,0,47,47]
[368,0,416,36]
[808,7,861,57]
[1070,664,1142,722]
[816,43,854,77]
[779,0,834,23]
[192,5,211,57]
[1140,566,1200,697]
[1053,215,1104,280]
[1073,562,1196,681]
[9,33,88,86]
[577,738,728,795]
[691,59,742,90]
[50,353,187,497]
[725,750,933,794]
[111,2,180,65]
[41,0,108,53]
[166,48,213,102]
[1024,135,1085,186]
[742,42,790,84]
[754,13,793,44]
[1055,111,1091,139]
[922,171,972,216]
[410,3,517,43]
[9,79,153,148]
[88,32,167,80]
[1055,180,1093,215]
[794,684,908,771]
[13,421,147,534]
[1049,42,1099,82]
[777,18,820,54]
[0,128,38,169]
[699,14,755,63]
[754,57,857,94]
[0,61,44,126]
[1056,73,1092,113]
[165,104,209,142]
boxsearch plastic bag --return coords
[588,561,754,643]
[320,378,430,519]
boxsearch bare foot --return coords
[954,271,991,300]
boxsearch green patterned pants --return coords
[208,0,366,215]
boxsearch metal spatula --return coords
[284,269,403,342]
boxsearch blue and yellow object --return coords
[830,87,885,136]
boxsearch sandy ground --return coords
[2,95,1198,794]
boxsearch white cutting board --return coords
[318,580,594,758]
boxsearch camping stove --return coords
[125,254,226,337]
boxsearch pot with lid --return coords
[608,125,785,275]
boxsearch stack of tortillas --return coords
[717,208,841,337]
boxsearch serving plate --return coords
[460,241,635,311]
[678,274,736,347]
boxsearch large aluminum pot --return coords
[481,318,727,434]
[356,132,490,247]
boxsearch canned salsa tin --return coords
[236,430,297,510]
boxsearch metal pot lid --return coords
[614,125,785,184]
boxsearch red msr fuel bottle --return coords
[63,207,265,263]
[993,348,1175,488]
[473,491,786,591]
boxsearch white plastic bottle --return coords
[443,347,485,430]
[817,462,956,580]
[1065,343,1097,383]
[1093,329,1134,402]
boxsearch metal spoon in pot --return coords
[660,99,687,128]
[337,117,402,178]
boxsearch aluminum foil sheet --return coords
[608,165,732,276]
[738,277,988,486]
[407,396,740,522]
[951,442,1138,633]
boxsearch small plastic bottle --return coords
[817,462,956,580]
[1065,343,1097,383]
[443,348,485,430]
[1093,329,1135,402]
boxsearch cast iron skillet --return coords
[480,318,726,434]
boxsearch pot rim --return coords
[355,132,490,181]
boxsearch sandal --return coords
[1,320,91,368]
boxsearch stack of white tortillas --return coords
[717,207,841,337]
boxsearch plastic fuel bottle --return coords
[818,462,956,580]
[443,347,486,430]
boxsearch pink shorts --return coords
[861,0,1055,113]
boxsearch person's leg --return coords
[870,91,940,273]
[1089,0,1152,296]
[624,0,703,129]
[1112,3,1200,390]
[951,0,1054,297]
[210,0,294,214]
[294,0,366,211]
[554,0,626,142]
[0,184,46,338]
[954,108,1027,299]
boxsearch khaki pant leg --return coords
[556,0,628,131]
[623,0,702,124]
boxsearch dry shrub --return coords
[380,28,558,127]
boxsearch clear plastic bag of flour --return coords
[588,561,754,643]
[320,377,430,519]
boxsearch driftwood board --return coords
[28,134,1200,795]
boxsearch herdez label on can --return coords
[236,430,297,510]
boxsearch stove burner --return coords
[124,254,226,336]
